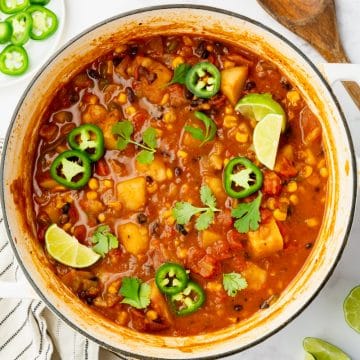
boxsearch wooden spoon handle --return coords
[342,81,360,109]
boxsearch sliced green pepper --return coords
[0,21,12,44]
[155,263,189,295]
[6,12,32,46]
[223,157,263,199]
[0,0,29,14]
[67,124,105,162]
[30,0,50,4]
[170,281,205,316]
[185,62,221,99]
[0,44,28,75]
[27,5,58,40]
[50,150,92,190]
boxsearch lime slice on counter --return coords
[45,224,100,268]
[343,285,360,333]
[235,93,286,132]
[305,352,316,360]
[303,337,350,360]
[253,113,283,170]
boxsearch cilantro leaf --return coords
[120,277,151,309]
[142,127,157,149]
[184,111,217,146]
[136,150,154,164]
[223,272,248,297]
[184,126,205,141]
[112,120,134,150]
[172,185,220,231]
[168,63,191,85]
[91,225,118,257]
[232,192,262,233]
[230,168,254,189]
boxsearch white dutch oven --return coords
[0,5,359,359]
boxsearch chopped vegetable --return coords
[0,44,28,75]
[27,5,58,40]
[91,225,118,257]
[223,272,248,297]
[172,185,220,231]
[168,62,191,85]
[242,263,267,291]
[303,337,350,360]
[0,21,12,44]
[232,192,262,233]
[118,222,149,255]
[184,111,217,146]
[6,12,32,46]
[120,277,151,309]
[116,177,146,211]
[155,262,189,295]
[0,0,29,14]
[343,285,360,333]
[220,66,248,105]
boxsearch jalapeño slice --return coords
[67,124,105,162]
[155,262,189,295]
[27,5,59,40]
[50,150,91,189]
[6,12,32,46]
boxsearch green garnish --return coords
[232,192,262,233]
[184,111,217,146]
[168,63,191,85]
[119,277,151,309]
[172,185,220,231]
[91,225,118,257]
[223,272,248,297]
[112,121,158,164]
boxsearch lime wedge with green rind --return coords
[305,352,316,360]
[343,285,360,333]
[303,337,350,360]
[235,93,286,132]
[45,224,100,268]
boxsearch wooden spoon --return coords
[257,0,360,109]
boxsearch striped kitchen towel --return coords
[0,137,99,360]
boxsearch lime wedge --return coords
[253,113,283,170]
[45,224,100,268]
[305,352,316,360]
[344,285,360,333]
[303,337,350,360]
[235,93,286,132]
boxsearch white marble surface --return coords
[0,1,359,359]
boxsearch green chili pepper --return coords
[0,44,28,76]
[26,5,58,40]
[170,281,205,316]
[0,22,12,44]
[6,12,32,46]
[185,62,221,99]
[50,150,92,190]
[155,263,189,295]
[0,0,29,14]
[30,0,50,5]
[67,124,105,162]
[223,157,263,199]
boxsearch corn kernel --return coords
[166,124,174,131]
[235,132,249,143]
[287,181,297,193]
[207,282,222,292]
[117,311,129,325]
[163,110,176,123]
[104,179,113,188]
[160,93,169,106]
[166,168,173,180]
[155,128,163,137]
[319,167,328,178]
[206,45,214,52]
[290,194,299,205]
[108,282,119,294]
[86,191,98,200]
[62,222,72,231]
[166,215,175,226]
[118,92,127,104]
[162,209,172,219]
[267,197,276,210]
[146,310,158,321]
[305,217,319,228]
[199,103,211,110]
[177,247,188,259]
[287,90,300,106]
[223,158,230,166]
[317,159,326,169]
[177,150,188,159]
[172,56,184,69]
[108,201,122,211]
[115,45,127,54]
[301,165,313,178]
[223,115,237,128]
[88,178,99,190]
[225,105,234,115]
[147,182,158,194]
[305,149,316,165]
[273,209,287,221]
[126,106,136,116]
[98,213,106,222]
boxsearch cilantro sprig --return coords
[112,121,158,164]
[119,277,151,309]
[168,63,191,85]
[91,225,118,257]
[172,185,220,231]
[223,272,248,297]
[185,111,217,146]
[232,192,262,233]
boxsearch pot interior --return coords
[1,6,356,359]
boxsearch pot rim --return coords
[0,4,357,359]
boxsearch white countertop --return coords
[1,1,359,359]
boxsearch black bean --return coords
[125,87,136,103]
[137,213,147,224]
[184,88,194,100]
[129,45,138,57]
[214,42,224,55]
[69,91,79,104]
[112,56,122,67]
[146,175,154,184]
[245,81,256,91]
[62,203,70,214]
[195,41,209,58]
[174,167,182,177]
[280,77,292,90]
[260,300,270,309]
[233,305,243,312]
[87,69,100,79]
[150,222,160,236]
[175,224,188,236]
[305,242,313,249]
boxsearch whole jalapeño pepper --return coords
[223,157,263,199]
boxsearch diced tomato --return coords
[95,159,110,176]
[224,255,246,273]
[216,209,233,229]
[37,225,47,242]
[209,94,227,108]
[73,225,87,244]
[68,204,79,223]
[207,240,232,261]
[132,109,149,131]
[226,229,245,251]
[196,254,221,278]
[260,209,273,223]
[275,156,298,178]
[262,171,282,195]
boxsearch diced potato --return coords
[221,66,248,105]
[118,222,149,255]
[136,157,166,182]
[242,262,267,291]
[247,218,283,258]
[117,177,146,211]
[204,176,226,203]
[201,230,221,248]
[182,131,201,147]
[149,280,173,324]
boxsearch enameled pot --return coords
[0,5,358,359]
